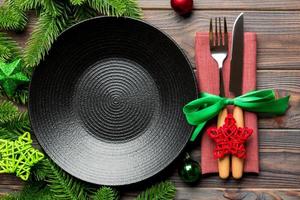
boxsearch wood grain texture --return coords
[1,1,300,199]
[143,10,300,70]
[122,188,300,200]
[139,0,300,10]
[1,129,299,192]
[4,11,300,70]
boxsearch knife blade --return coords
[229,13,245,180]
[229,13,244,96]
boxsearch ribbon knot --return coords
[183,89,290,141]
[224,98,234,105]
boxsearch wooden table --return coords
[1,0,300,199]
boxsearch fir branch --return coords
[70,0,87,6]
[121,0,142,19]
[72,5,97,22]
[7,89,29,105]
[31,158,52,181]
[87,0,125,17]
[0,181,55,200]
[16,0,41,12]
[0,100,18,120]
[39,0,65,17]
[0,100,30,140]
[0,32,21,62]
[40,158,88,200]
[93,186,119,200]
[23,12,69,67]
[0,0,27,31]
[135,181,176,200]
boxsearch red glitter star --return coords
[207,114,253,159]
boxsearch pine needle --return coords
[16,0,41,12]
[70,0,87,6]
[93,186,119,200]
[87,0,125,16]
[72,5,98,22]
[23,12,69,67]
[0,0,27,31]
[40,158,88,200]
[0,181,55,200]
[135,181,176,200]
[121,0,142,19]
[40,0,65,17]
[0,32,22,62]
[0,100,30,140]
[0,101,18,121]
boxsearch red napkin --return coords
[195,32,259,174]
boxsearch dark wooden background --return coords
[1,0,300,199]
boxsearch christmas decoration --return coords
[183,90,290,141]
[0,132,44,181]
[0,33,28,104]
[207,114,252,159]
[171,0,193,15]
[179,153,201,183]
[0,59,29,97]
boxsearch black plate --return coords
[29,17,198,185]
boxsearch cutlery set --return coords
[210,13,245,179]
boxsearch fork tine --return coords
[209,18,213,47]
[224,17,228,48]
[219,17,222,46]
[215,18,218,46]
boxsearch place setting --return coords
[0,0,294,199]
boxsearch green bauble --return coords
[179,154,201,183]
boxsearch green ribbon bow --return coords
[183,89,290,141]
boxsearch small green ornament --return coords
[179,153,201,183]
[0,132,44,181]
[0,59,29,97]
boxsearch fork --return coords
[209,17,230,179]
[209,17,228,97]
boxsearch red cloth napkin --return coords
[195,32,259,174]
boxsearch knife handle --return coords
[217,108,230,179]
[232,106,244,179]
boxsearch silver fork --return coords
[209,17,228,97]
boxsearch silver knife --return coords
[229,13,245,179]
[230,13,244,96]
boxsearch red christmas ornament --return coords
[207,114,253,159]
[171,0,193,15]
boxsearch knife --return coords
[229,13,245,179]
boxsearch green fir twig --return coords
[135,181,176,200]
[0,0,27,31]
[38,159,88,200]
[23,12,69,67]
[0,32,21,62]
[93,186,119,200]
[0,100,30,140]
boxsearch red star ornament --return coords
[207,114,253,159]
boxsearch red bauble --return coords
[171,0,193,15]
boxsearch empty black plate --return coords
[29,17,198,185]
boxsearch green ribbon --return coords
[183,89,290,141]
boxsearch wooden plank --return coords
[4,11,300,70]
[1,129,299,192]
[257,70,300,129]
[139,0,300,11]
[122,188,300,200]
[1,189,299,200]
[143,10,300,70]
